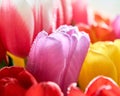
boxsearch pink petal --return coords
[112,15,120,38]
[41,0,63,33]
[72,0,88,24]
[61,0,72,24]
[0,0,34,57]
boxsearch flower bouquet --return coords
[0,0,120,96]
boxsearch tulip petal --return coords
[0,0,34,57]
[72,0,88,24]
[25,81,63,96]
[112,15,120,38]
[54,26,90,93]
[85,76,120,96]
[61,0,72,24]
[0,66,37,96]
[41,0,63,33]
[67,83,86,96]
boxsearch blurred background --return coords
[88,0,120,18]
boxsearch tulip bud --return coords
[79,40,120,90]
[26,25,90,94]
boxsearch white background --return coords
[88,0,120,18]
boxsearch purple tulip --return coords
[26,25,90,94]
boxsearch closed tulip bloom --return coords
[26,25,90,94]
[85,76,120,96]
[67,76,120,96]
[78,39,120,90]
[0,0,34,57]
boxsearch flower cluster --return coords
[0,0,120,96]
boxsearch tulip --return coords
[0,66,37,96]
[26,25,90,94]
[67,76,120,96]
[85,76,120,96]
[0,0,34,57]
[26,81,63,96]
[28,0,88,37]
[77,12,116,43]
[112,15,120,38]
[78,39,120,90]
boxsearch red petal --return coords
[0,66,38,96]
[25,81,63,96]
[67,83,86,96]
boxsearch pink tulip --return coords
[112,15,120,38]
[0,0,34,57]
[26,25,90,94]
[29,0,88,37]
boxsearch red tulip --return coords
[85,76,120,96]
[26,81,63,96]
[0,66,37,96]
[0,0,34,57]
[26,25,90,94]
[67,76,120,96]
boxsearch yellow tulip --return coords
[78,39,120,91]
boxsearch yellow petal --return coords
[78,47,118,91]
[7,52,25,67]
